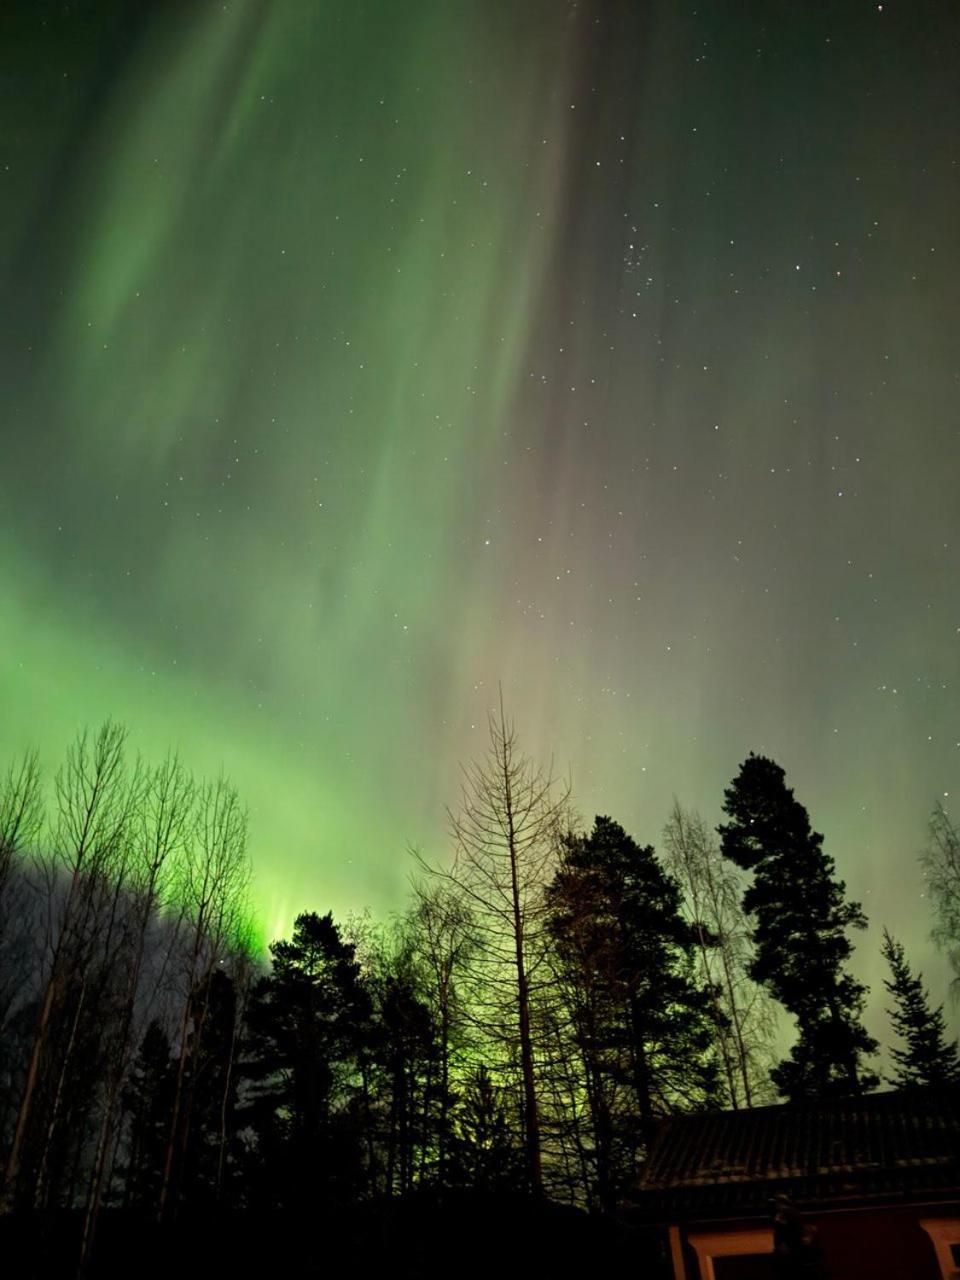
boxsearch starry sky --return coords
[1,1,958,1037]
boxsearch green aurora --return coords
[1,1,959,1041]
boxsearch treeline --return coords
[1,714,959,1262]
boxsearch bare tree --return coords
[0,749,44,1028]
[34,743,145,1211]
[421,696,569,1195]
[662,800,777,1108]
[78,755,195,1272]
[213,925,258,1203]
[158,775,250,1219]
[0,748,42,899]
[2,723,135,1211]
[922,802,960,999]
[408,880,473,1185]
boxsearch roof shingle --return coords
[627,1086,960,1222]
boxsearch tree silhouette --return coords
[80,754,194,1268]
[546,816,720,1207]
[407,882,474,1187]
[0,723,952,1265]
[719,754,878,1099]
[922,802,960,998]
[242,911,372,1207]
[0,750,42,1014]
[881,929,960,1087]
[421,699,569,1197]
[122,1020,176,1209]
[662,801,777,1108]
[159,775,250,1219]
[3,723,137,1212]
[352,916,444,1197]
[450,1063,524,1192]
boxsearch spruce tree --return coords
[881,929,960,1087]
[719,754,878,1099]
[451,1064,524,1192]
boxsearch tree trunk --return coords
[826,987,861,1094]
[215,998,241,1202]
[630,997,655,1151]
[692,919,741,1108]
[504,762,542,1195]
[158,977,196,1219]
[715,931,754,1107]
[34,975,88,1210]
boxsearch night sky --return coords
[2,2,958,1039]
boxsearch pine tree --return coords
[242,912,372,1207]
[719,754,878,1100]
[546,816,720,1205]
[881,929,960,1087]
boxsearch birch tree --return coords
[0,749,43,1029]
[158,775,250,1219]
[2,723,135,1211]
[78,756,194,1270]
[922,802,960,998]
[662,801,777,1107]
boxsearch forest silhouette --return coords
[0,715,957,1278]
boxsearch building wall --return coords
[811,1206,945,1280]
[679,1202,960,1280]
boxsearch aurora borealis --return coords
[1,1,958,1035]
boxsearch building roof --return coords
[627,1086,960,1223]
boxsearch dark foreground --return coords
[0,1193,662,1280]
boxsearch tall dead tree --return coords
[423,697,568,1196]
